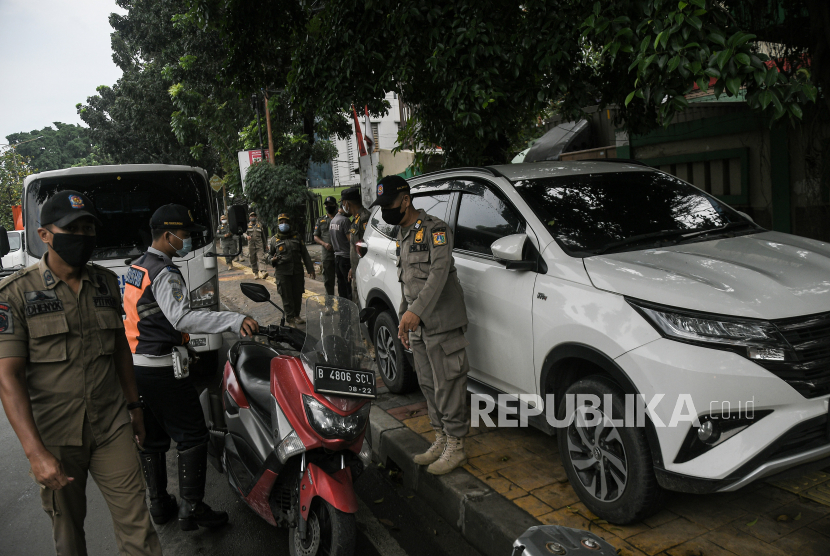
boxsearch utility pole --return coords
[251,93,265,159]
[263,90,276,165]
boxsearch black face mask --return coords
[51,233,96,268]
[325,206,337,215]
[381,203,406,226]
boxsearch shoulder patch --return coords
[125,267,145,288]
[432,230,447,246]
[0,302,13,334]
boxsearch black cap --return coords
[340,187,361,202]
[324,196,337,206]
[370,175,410,208]
[40,190,103,228]
[150,204,206,232]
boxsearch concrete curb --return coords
[368,407,540,556]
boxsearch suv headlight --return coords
[303,395,370,441]
[628,299,791,361]
[191,275,218,308]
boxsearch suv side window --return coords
[454,181,525,257]
[370,191,451,238]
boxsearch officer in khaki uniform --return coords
[244,211,269,280]
[269,213,315,325]
[216,214,235,271]
[0,191,162,555]
[312,196,338,295]
[340,187,371,303]
[370,176,470,475]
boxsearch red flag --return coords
[351,105,368,157]
[12,205,23,230]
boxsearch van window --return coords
[25,171,213,260]
[7,233,20,252]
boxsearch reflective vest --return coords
[123,252,189,356]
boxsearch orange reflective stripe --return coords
[123,265,151,354]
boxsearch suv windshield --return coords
[513,171,756,256]
[25,171,213,260]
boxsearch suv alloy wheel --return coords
[373,310,418,394]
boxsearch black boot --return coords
[177,444,229,531]
[139,452,178,525]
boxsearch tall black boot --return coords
[139,452,178,525]
[177,443,229,531]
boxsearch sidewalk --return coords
[218,259,830,556]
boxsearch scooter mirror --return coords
[240,282,270,303]
[358,307,376,323]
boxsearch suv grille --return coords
[758,312,830,398]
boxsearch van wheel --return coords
[373,311,417,394]
[556,376,665,524]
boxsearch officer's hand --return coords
[240,317,259,337]
[30,449,74,490]
[397,311,421,350]
[324,242,333,252]
[310,271,316,280]
[348,268,353,282]
[129,408,146,449]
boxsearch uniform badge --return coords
[413,219,422,230]
[43,270,55,287]
[377,184,383,195]
[69,194,84,209]
[279,245,284,251]
[125,267,145,288]
[95,274,110,296]
[414,229,425,243]
[24,290,63,317]
[432,231,447,246]
[169,278,185,302]
[0,302,13,334]
[172,289,184,302]
[396,241,401,256]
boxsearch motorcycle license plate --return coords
[314,365,377,399]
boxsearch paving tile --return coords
[642,508,679,528]
[465,436,497,459]
[531,482,581,511]
[480,475,527,500]
[538,507,594,530]
[732,488,798,514]
[461,463,485,477]
[402,415,434,434]
[596,535,650,556]
[703,525,790,556]
[772,526,830,556]
[513,495,553,517]
[469,429,526,452]
[386,401,428,420]
[665,537,738,556]
[594,520,652,540]
[666,493,748,530]
[466,446,536,474]
[569,502,602,521]
[627,518,708,555]
[734,499,828,543]
[498,458,566,491]
[806,513,830,537]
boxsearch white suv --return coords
[355,161,830,524]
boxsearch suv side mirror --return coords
[492,234,536,271]
[227,205,248,235]
[241,282,270,302]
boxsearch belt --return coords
[132,353,174,367]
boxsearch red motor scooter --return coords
[200,284,376,556]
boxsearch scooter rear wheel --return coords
[288,499,355,556]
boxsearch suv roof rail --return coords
[567,158,651,167]
[407,167,498,181]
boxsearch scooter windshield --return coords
[300,295,372,372]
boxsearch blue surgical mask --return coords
[169,232,192,257]
[278,223,290,233]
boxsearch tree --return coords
[0,149,35,230]
[4,123,98,172]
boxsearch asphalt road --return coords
[0,270,482,556]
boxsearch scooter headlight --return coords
[303,395,370,441]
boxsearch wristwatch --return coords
[127,401,146,411]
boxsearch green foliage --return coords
[243,163,308,228]
[0,150,35,229]
[4,123,96,172]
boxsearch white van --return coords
[21,164,223,370]
[1,229,26,272]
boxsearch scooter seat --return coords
[233,342,279,418]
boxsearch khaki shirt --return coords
[269,233,314,276]
[397,209,468,335]
[246,221,267,249]
[0,256,129,446]
[217,222,235,248]
[348,206,371,270]
[313,215,334,261]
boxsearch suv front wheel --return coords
[373,311,418,394]
[557,376,665,524]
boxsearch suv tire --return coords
[557,375,665,524]
[373,310,418,394]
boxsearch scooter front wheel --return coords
[288,499,356,556]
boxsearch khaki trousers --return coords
[409,326,470,438]
[40,418,162,556]
[249,243,268,274]
[276,272,306,318]
[321,256,335,296]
